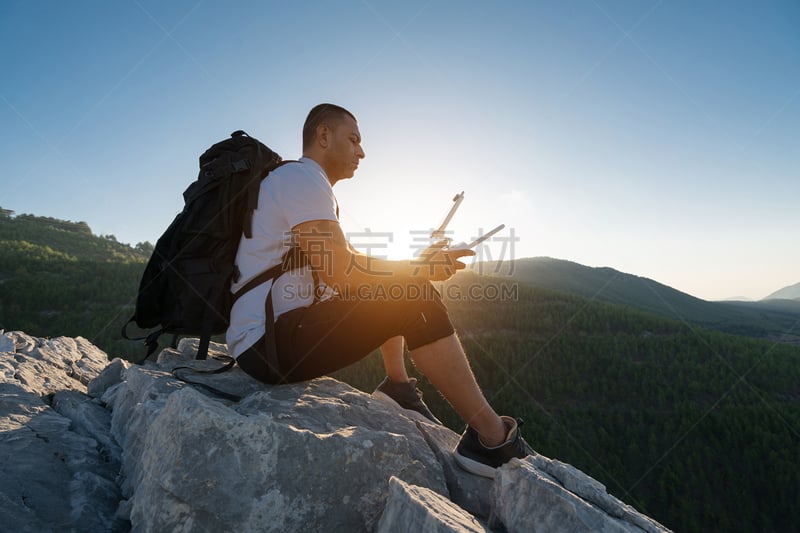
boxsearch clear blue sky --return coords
[1,0,798,300]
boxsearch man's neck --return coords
[301,153,337,186]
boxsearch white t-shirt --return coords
[226,157,338,358]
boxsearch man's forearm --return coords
[294,219,467,288]
[327,250,418,288]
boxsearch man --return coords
[227,103,529,477]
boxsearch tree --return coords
[134,241,154,256]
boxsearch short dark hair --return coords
[302,103,356,150]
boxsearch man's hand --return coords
[412,240,475,281]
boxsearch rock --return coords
[0,330,15,353]
[0,331,109,396]
[87,357,129,399]
[0,332,125,532]
[108,348,450,532]
[106,363,189,500]
[412,418,494,518]
[377,476,490,533]
[528,455,628,519]
[1,333,672,532]
[491,458,671,532]
[52,389,122,464]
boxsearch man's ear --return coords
[316,123,330,148]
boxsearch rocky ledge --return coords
[0,331,670,532]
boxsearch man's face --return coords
[327,115,365,181]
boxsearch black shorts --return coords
[236,279,455,384]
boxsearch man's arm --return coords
[292,219,473,289]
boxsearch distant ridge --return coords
[478,256,715,321]
[0,210,149,356]
[764,281,800,301]
[477,257,800,339]
[0,210,150,262]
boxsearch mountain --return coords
[424,274,800,532]
[0,210,152,261]
[764,281,800,301]
[0,211,149,357]
[478,257,800,341]
[2,208,800,531]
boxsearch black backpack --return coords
[123,130,300,363]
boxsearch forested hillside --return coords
[335,273,800,533]
[0,210,149,357]
[3,210,799,532]
[482,257,800,340]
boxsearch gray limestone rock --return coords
[404,410,494,519]
[0,331,109,396]
[491,458,671,533]
[0,330,15,353]
[0,334,124,532]
[377,476,490,533]
[87,357,129,398]
[52,389,122,464]
[108,351,451,532]
[0,333,673,533]
[107,364,188,500]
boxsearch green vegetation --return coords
[335,273,800,533]
[2,209,798,532]
[0,211,149,357]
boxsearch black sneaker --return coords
[372,377,443,424]
[453,416,531,478]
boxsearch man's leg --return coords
[272,279,453,383]
[410,333,530,479]
[271,280,503,442]
[375,335,441,423]
[380,336,409,383]
[409,333,507,447]
[267,282,529,476]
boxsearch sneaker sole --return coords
[453,450,498,479]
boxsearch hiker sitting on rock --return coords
[227,103,530,477]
